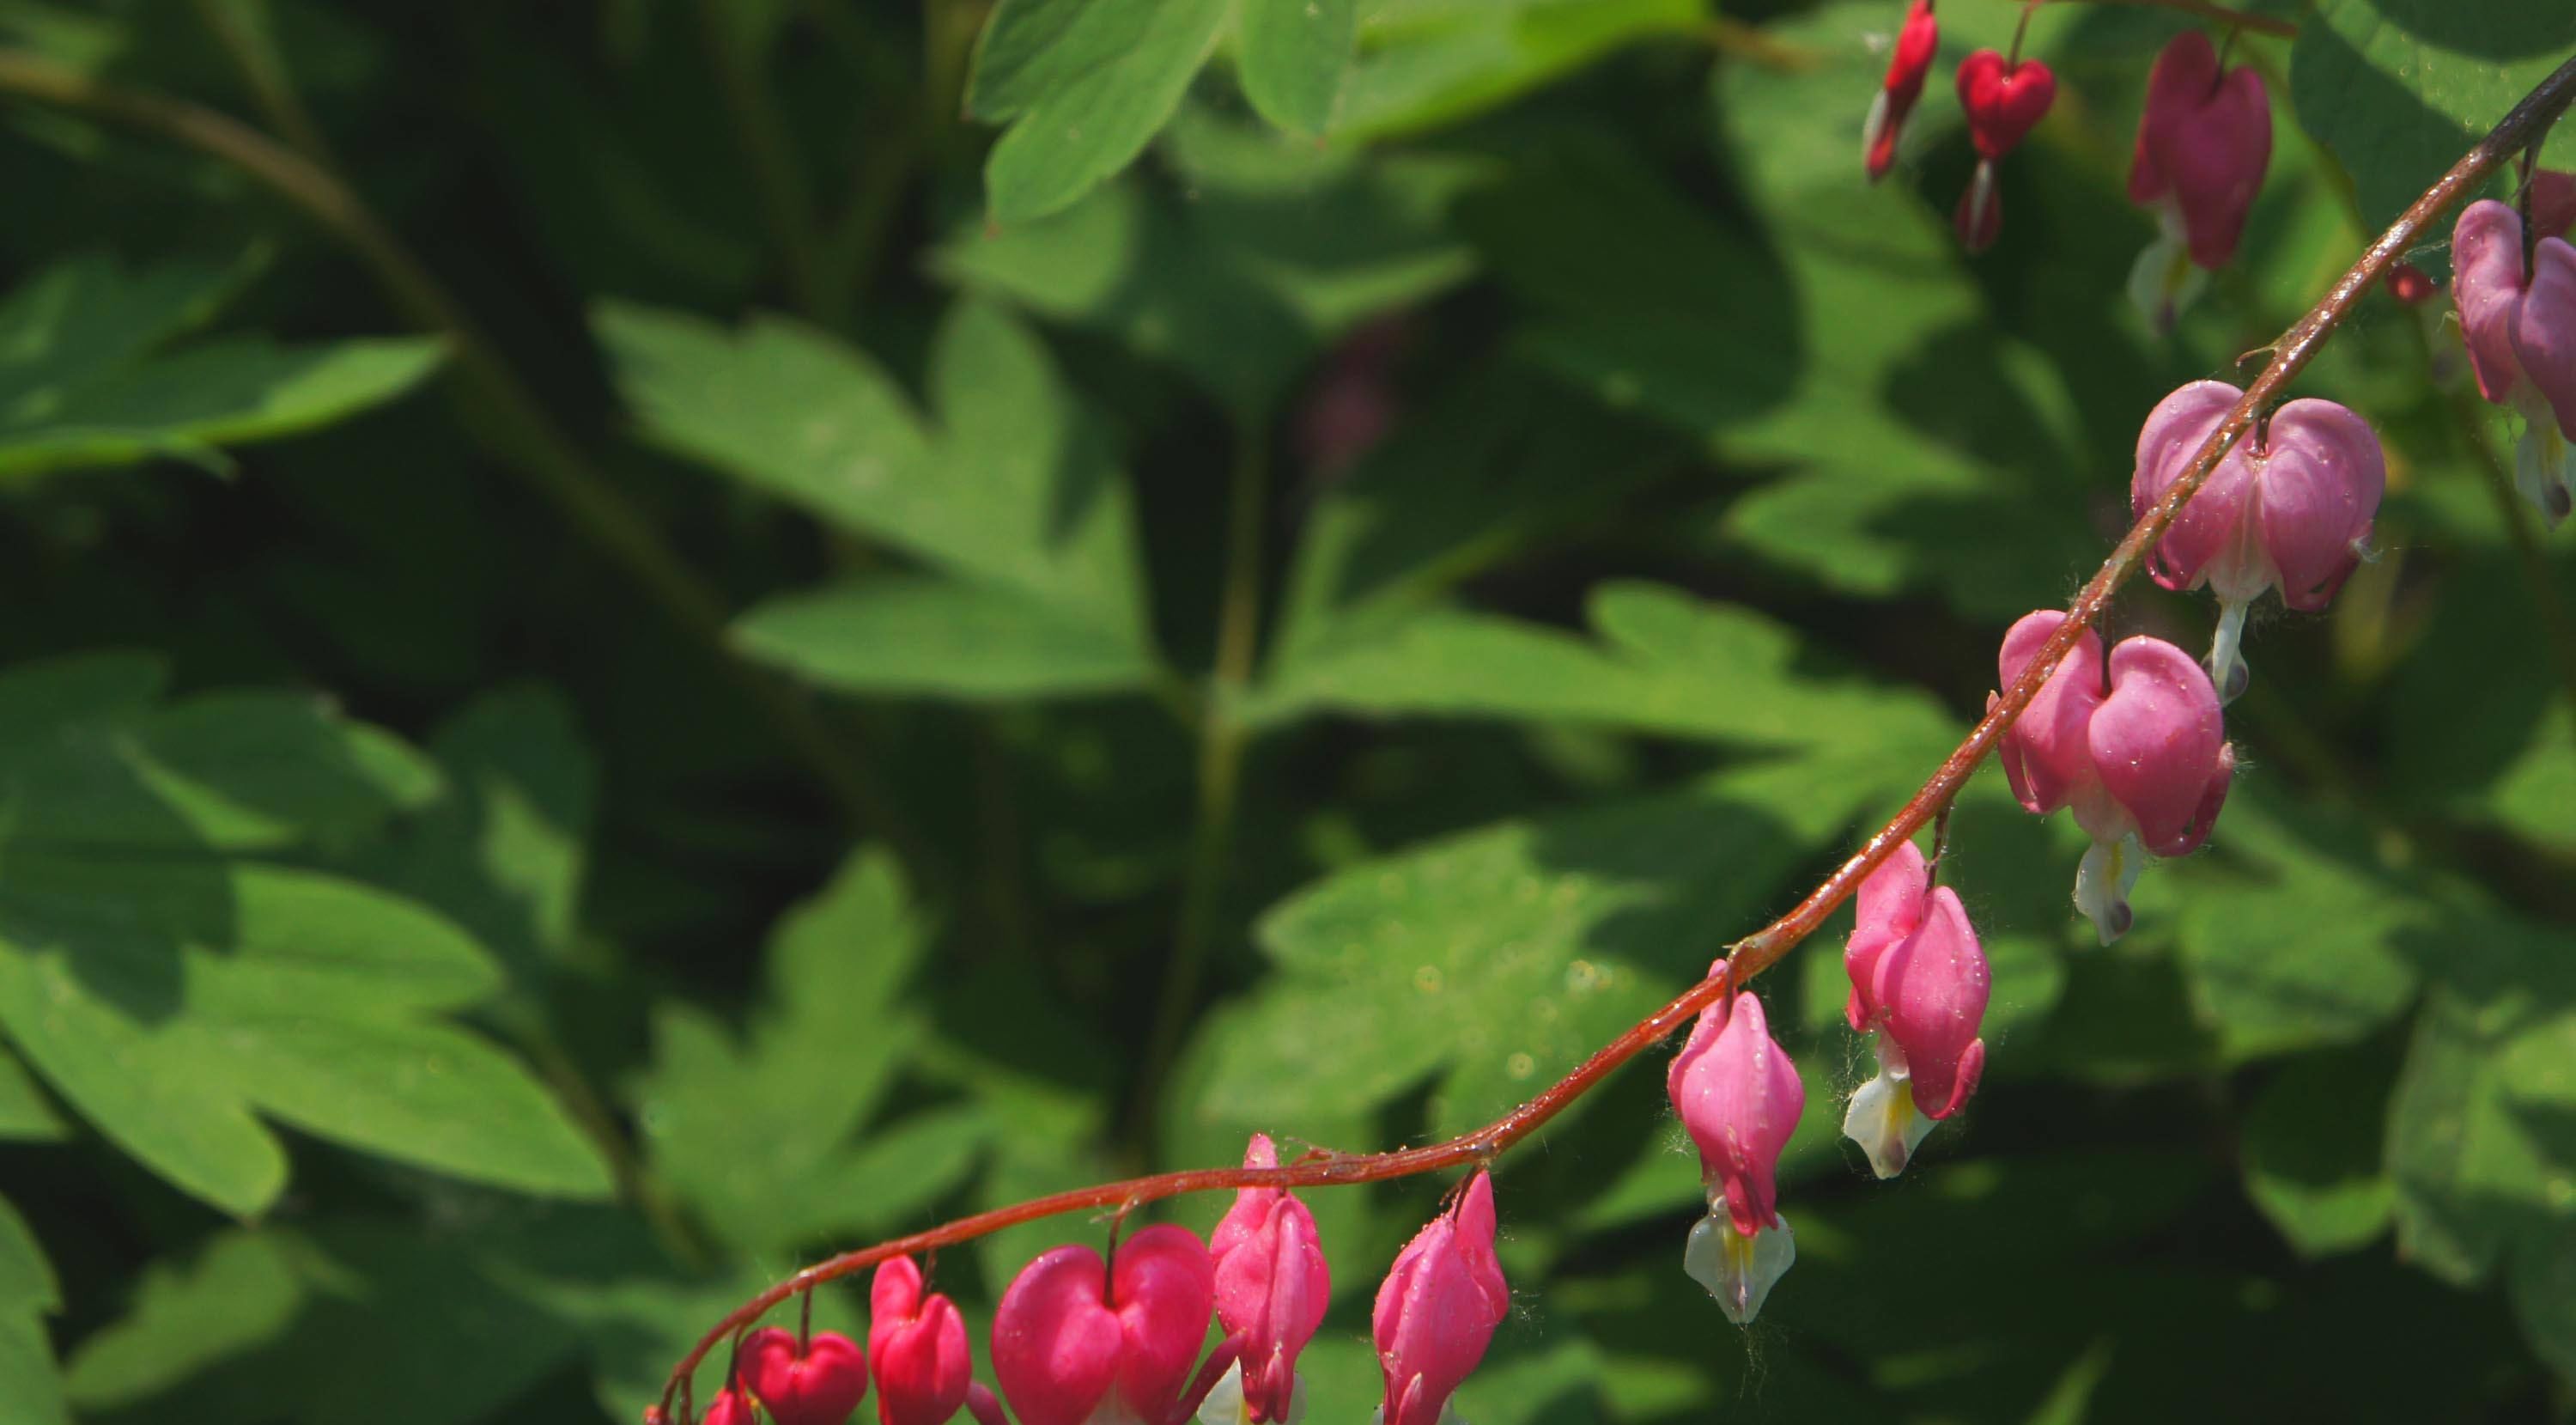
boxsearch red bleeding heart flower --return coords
[744,1329,871,1425]
[1957,49,2056,161]
[872,1257,972,1425]
[1862,0,1941,181]
[1951,50,2054,253]
[992,1225,1217,1425]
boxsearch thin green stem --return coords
[519,1026,714,1271]
[1130,429,1270,1150]
[0,50,923,863]
[694,0,828,314]
[185,0,335,163]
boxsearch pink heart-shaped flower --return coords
[743,1329,869,1425]
[1956,50,2056,160]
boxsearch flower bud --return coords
[1840,842,1988,1177]
[1996,613,2235,943]
[1208,1135,1331,1424]
[744,1329,870,1425]
[871,1257,972,1425]
[1373,1172,1508,1425]
[993,1226,1217,1425]
[705,1388,760,1425]
[1667,984,1803,1321]
[2131,381,2385,696]
[1862,0,1940,181]
[2453,198,2576,526]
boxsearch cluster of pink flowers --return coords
[1862,0,2059,253]
[686,1138,1504,1425]
[1863,13,2275,304]
[695,1258,970,1425]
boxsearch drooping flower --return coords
[1666,982,1804,1322]
[2131,381,2386,698]
[2124,31,2272,332]
[2453,197,2576,527]
[1995,612,2236,943]
[1374,1172,1509,1425]
[744,1328,871,1425]
[704,1387,762,1425]
[1206,1135,1330,1424]
[993,1226,1218,1425]
[1862,0,1941,181]
[1953,49,2057,253]
[1839,842,1988,1178]
[872,1257,973,1425]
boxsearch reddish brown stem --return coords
[656,50,2576,1424]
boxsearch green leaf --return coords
[598,297,1159,692]
[1187,755,1892,1139]
[2290,0,2576,234]
[2170,793,2428,1061]
[1337,0,1706,138]
[939,109,1479,415]
[0,854,609,1212]
[635,849,950,1252]
[0,253,442,479]
[1251,582,1959,780]
[967,0,1234,223]
[2242,1046,2397,1258]
[1237,0,1358,135]
[735,575,1160,699]
[64,1231,306,1410]
[0,655,442,854]
[2385,911,2576,1311]
[0,1193,64,1425]
[0,1043,64,1142]
[375,686,595,988]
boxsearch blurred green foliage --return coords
[0,0,2570,1422]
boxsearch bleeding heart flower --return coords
[1667,983,1804,1321]
[1840,841,1988,1178]
[2123,31,2270,331]
[744,1329,871,1425]
[1958,49,2056,160]
[2128,31,2271,269]
[1995,612,2235,944]
[993,1226,1218,1425]
[2453,198,2576,526]
[1862,0,1941,181]
[1374,1173,1509,1425]
[1208,1135,1330,1424]
[1951,50,2053,253]
[2131,381,2386,696]
[872,1258,972,1425]
[705,1387,761,1425]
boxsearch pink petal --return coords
[2512,234,2576,439]
[1107,1226,1217,1425]
[1996,612,2106,815]
[2132,381,2257,592]
[992,1248,1123,1425]
[2253,399,2385,611]
[2090,637,2229,856]
[1673,992,1805,1236]
[1871,886,1990,1120]
[1844,842,1929,1031]
[2455,199,2530,406]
